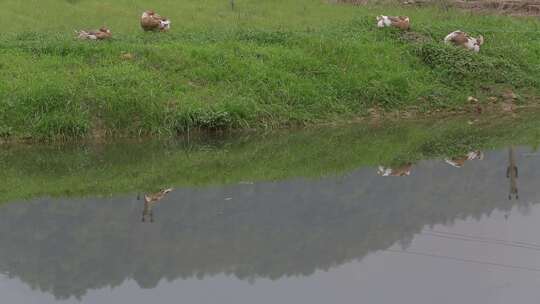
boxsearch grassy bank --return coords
[2,110,540,203]
[1,0,540,139]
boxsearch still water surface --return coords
[1,146,540,303]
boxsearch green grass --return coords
[1,0,540,139]
[2,110,540,203]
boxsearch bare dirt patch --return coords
[449,0,540,16]
[334,0,540,16]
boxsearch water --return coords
[1,142,540,303]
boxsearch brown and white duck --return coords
[76,27,112,40]
[445,151,484,168]
[141,10,171,32]
[444,30,484,52]
[141,188,173,222]
[377,163,413,176]
[376,15,410,30]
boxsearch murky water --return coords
[2,143,540,303]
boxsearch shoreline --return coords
[1,103,537,145]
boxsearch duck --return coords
[76,27,112,40]
[445,151,484,168]
[141,10,171,32]
[144,188,173,203]
[377,163,413,176]
[141,188,173,222]
[444,30,484,52]
[376,15,410,30]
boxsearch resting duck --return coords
[76,27,112,40]
[376,15,410,30]
[445,151,484,168]
[141,10,171,32]
[444,30,484,52]
[141,188,173,222]
[377,163,413,176]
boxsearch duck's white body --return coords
[376,16,393,28]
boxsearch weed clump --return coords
[236,30,295,45]
[413,43,511,84]
[176,110,235,131]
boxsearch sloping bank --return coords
[0,9,539,140]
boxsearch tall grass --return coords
[1,0,540,139]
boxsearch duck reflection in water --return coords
[377,163,413,176]
[507,146,518,200]
[445,151,484,168]
[140,188,173,222]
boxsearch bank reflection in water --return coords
[0,147,538,300]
